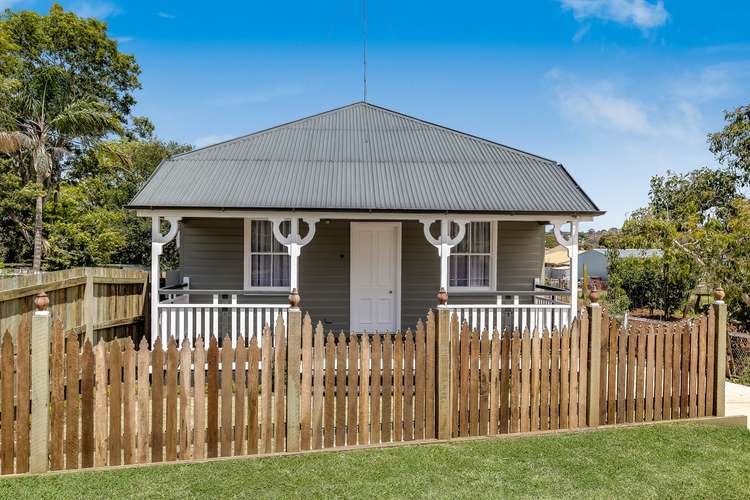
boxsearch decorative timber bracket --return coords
[151,216,181,256]
[552,220,580,316]
[269,217,319,291]
[420,218,468,297]
[552,221,578,259]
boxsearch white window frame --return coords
[448,221,497,292]
[243,218,291,292]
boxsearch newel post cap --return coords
[288,288,301,308]
[713,286,725,302]
[589,288,601,304]
[35,291,49,311]
[437,287,448,306]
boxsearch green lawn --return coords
[2,424,749,499]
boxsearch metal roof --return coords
[128,102,602,215]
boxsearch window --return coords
[246,220,290,289]
[449,222,494,289]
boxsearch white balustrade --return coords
[448,294,572,334]
[157,293,288,349]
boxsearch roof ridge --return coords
[171,101,369,160]
[173,101,558,165]
[359,101,558,164]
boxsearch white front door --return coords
[350,222,401,332]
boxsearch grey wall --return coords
[497,221,546,290]
[298,220,350,331]
[179,218,243,289]
[179,218,546,332]
[401,221,440,328]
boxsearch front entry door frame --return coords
[349,222,402,332]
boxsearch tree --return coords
[619,104,750,328]
[708,105,750,186]
[0,67,122,270]
[0,5,141,270]
[0,5,141,119]
[43,134,191,269]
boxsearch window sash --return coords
[449,222,493,289]
[249,220,290,289]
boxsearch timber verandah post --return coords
[436,289,452,440]
[713,287,727,417]
[586,291,602,427]
[30,292,50,473]
[286,289,302,452]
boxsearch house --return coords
[544,244,574,288]
[128,102,603,344]
[577,248,663,281]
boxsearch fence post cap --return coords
[288,288,300,308]
[713,287,725,302]
[34,291,49,312]
[437,287,448,306]
[589,289,601,304]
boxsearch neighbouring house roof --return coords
[544,245,572,266]
[128,102,602,215]
[586,248,664,258]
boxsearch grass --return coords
[2,424,749,499]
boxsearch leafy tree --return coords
[0,4,141,270]
[43,135,191,269]
[0,5,141,119]
[619,104,750,328]
[708,105,750,186]
[0,67,122,270]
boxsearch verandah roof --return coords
[128,102,602,216]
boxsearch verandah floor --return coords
[2,424,748,499]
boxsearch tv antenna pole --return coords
[362,0,367,101]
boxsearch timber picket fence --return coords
[0,267,148,346]
[0,297,728,475]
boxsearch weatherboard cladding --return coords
[129,102,600,214]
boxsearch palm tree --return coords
[0,72,122,271]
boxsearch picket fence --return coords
[0,299,728,475]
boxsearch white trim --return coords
[447,220,497,292]
[136,208,595,224]
[349,222,402,332]
[242,218,290,292]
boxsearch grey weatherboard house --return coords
[128,102,603,346]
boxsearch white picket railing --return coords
[448,294,572,334]
[156,292,288,349]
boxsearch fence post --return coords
[30,292,50,474]
[586,291,602,427]
[84,268,95,345]
[436,288,451,440]
[713,288,727,417]
[286,289,302,452]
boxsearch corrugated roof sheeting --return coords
[129,102,601,214]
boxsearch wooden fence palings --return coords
[0,267,148,345]
[0,307,728,475]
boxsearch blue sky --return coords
[5,1,750,229]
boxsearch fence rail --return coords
[0,295,728,475]
[0,267,148,345]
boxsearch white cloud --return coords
[560,0,668,29]
[113,36,133,44]
[672,63,750,103]
[157,11,176,19]
[71,1,120,19]
[193,134,234,149]
[546,69,702,141]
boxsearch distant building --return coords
[577,248,663,281]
